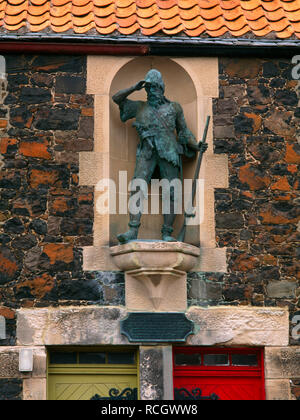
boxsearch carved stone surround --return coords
[79,56,228,274]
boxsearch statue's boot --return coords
[117,217,140,244]
[161,226,177,242]
[117,227,139,244]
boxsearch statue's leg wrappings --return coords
[117,153,157,244]
[159,158,181,242]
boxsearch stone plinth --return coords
[110,241,200,312]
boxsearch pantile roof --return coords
[0,0,300,39]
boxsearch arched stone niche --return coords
[81,56,228,272]
[109,57,199,245]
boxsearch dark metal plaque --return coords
[120,312,194,343]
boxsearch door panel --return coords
[49,374,137,400]
[174,376,264,401]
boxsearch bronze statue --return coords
[112,69,208,244]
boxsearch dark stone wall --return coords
[0,378,22,400]
[0,55,299,348]
[0,55,125,346]
[188,57,299,345]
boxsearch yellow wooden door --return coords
[48,373,138,400]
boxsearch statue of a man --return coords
[112,69,207,244]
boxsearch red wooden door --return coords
[173,348,265,401]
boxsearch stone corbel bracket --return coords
[110,241,200,312]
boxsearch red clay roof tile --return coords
[141,21,162,34]
[72,2,94,15]
[117,13,137,27]
[138,13,161,27]
[228,25,250,35]
[290,20,300,30]
[136,0,156,8]
[206,25,228,35]
[182,15,204,29]
[184,24,206,35]
[163,24,184,33]
[5,19,26,29]
[180,5,200,20]
[30,0,49,6]
[240,0,262,11]
[282,0,300,12]
[117,3,136,17]
[96,22,117,32]
[94,0,114,6]
[197,0,220,9]
[247,15,270,29]
[51,4,72,17]
[29,3,50,15]
[51,0,70,6]
[30,20,49,30]
[284,9,300,22]
[0,0,300,39]
[72,0,90,6]
[226,14,248,29]
[51,20,72,31]
[94,4,115,15]
[137,5,158,18]
[6,3,28,15]
[276,25,295,37]
[116,0,134,8]
[6,0,23,5]
[94,14,116,26]
[242,7,265,21]
[222,6,243,20]
[118,21,139,32]
[74,20,95,31]
[157,0,177,9]
[28,12,49,24]
[219,0,241,10]
[261,0,282,12]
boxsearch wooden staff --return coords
[177,116,211,243]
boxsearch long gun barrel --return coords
[177,116,211,243]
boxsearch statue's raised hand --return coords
[133,80,146,91]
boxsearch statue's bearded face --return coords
[145,82,164,106]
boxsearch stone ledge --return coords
[186,306,289,347]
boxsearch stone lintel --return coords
[16,306,129,347]
[16,305,289,348]
[186,306,289,347]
